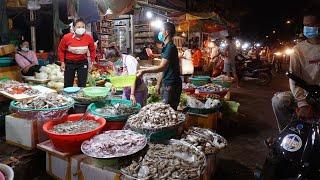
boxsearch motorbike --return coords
[260,72,320,180]
[236,54,272,86]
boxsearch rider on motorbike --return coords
[271,10,320,133]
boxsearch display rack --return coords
[96,16,116,50]
[134,23,155,53]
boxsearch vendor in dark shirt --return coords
[137,22,182,110]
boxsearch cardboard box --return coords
[0,44,15,56]
[184,112,221,130]
[5,114,39,150]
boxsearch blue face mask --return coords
[303,26,319,39]
[158,32,166,42]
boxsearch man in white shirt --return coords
[272,10,320,131]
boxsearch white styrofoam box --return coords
[71,155,87,180]
[46,152,86,180]
[5,114,37,149]
[80,162,120,180]
[46,153,70,180]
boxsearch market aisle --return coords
[214,71,289,180]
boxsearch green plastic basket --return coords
[186,106,220,115]
[212,79,232,88]
[83,87,110,98]
[189,76,211,86]
[0,57,14,67]
[128,115,185,142]
[108,75,136,88]
[88,99,141,121]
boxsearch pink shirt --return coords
[15,51,38,69]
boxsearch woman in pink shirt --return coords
[15,41,40,76]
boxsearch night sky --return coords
[235,0,320,42]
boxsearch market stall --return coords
[0,1,243,180]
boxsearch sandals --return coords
[264,137,276,148]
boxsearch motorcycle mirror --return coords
[286,72,310,91]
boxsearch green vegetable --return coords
[147,86,161,104]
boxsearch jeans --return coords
[271,91,296,131]
[64,60,88,87]
[22,65,41,76]
[162,83,182,110]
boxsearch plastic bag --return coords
[187,96,204,109]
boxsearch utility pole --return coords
[52,0,59,56]
[30,10,36,51]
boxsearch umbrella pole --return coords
[188,21,190,46]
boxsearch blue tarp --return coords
[78,0,100,24]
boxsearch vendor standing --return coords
[58,19,95,87]
[15,40,41,76]
[137,22,182,110]
[105,45,148,106]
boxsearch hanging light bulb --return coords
[105,7,113,15]
[182,32,186,37]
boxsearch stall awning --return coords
[95,0,136,18]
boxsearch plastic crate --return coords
[0,57,14,67]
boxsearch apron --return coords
[114,55,148,107]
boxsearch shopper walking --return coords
[224,36,239,87]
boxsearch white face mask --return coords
[75,28,86,35]
[21,47,29,52]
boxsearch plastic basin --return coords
[88,99,141,122]
[196,90,228,98]
[212,79,232,88]
[108,75,136,88]
[0,163,14,180]
[0,57,14,67]
[83,87,110,98]
[190,76,211,86]
[43,114,106,154]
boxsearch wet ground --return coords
[214,69,290,180]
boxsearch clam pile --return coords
[16,93,71,109]
[95,103,138,116]
[50,120,100,134]
[122,141,206,179]
[127,103,179,129]
[181,127,227,154]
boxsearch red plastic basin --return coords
[43,114,106,154]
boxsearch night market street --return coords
[215,66,289,180]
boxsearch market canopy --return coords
[171,12,230,33]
